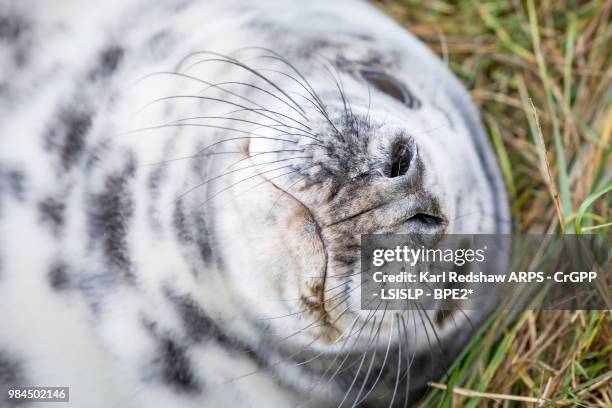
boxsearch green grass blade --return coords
[575,182,612,234]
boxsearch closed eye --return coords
[361,70,421,109]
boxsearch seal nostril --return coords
[385,140,413,178]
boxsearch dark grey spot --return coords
[169,293,227,343]
[6,170,25,200]
[48,261,69,290]
[147,165,164,193]
[147,30,174,59]
[173,199,193,243]
[167,292,269,371]
[88,155,136,279]
[89,46,124,80]
[191,209,215,265]
[146,165,166,233]
[0,15,27,41]
[0,166,26,202]
[61,111,91,168]
[0,352,24,406]
[39,197,65,232]
[158,337,200,393]
[0,353,21,386]
[46,108,93,170]
[173,198,214,265]
[356,34,373,42]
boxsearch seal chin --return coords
[285,196,449,348]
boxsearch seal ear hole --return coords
[361,70,421,109]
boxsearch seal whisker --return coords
[350,305,394,404]
[219,304,363,390]
[176,156,311,201]
[254,67,329,118]
[400,314,413,408]
[331,63,355,127]
[386,315,403,408]
[194,81,310,126]
[123,122,325,149]
[262,277,379,306]
[267,282,382,344]
[132,71,308,128]
[193,164,295,206]
[257,67,345,139]
[350,312,387,407]
[194,79,311,124]
[413,303,444,382]
[224,302,360,384]
[365,81,373,127]
[132,94,310,132]
[220,106,321,136]
[265,173,312,217]
[176,51,308,118]
[283,88,333,119]
[224,149,307,170]
[267,289,355,339]
[200,162,324,208]
[317,58,354,116]
[296,309,382,407]
[139,148,304,168]
[242,48,329,114]
[335,319,379,408]
[164,115,321,141]
[186,135,300,165]
[217,163,322,208]
[317,58,354,143]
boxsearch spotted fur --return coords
[0,0,509,407]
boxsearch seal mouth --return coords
[325,203,447,231]
[405,212,447,229]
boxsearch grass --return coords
[374,0,611,406]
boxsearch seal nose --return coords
[381,137,447,232]
[384,138,413,178]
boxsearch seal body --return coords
[0,0,509,406]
